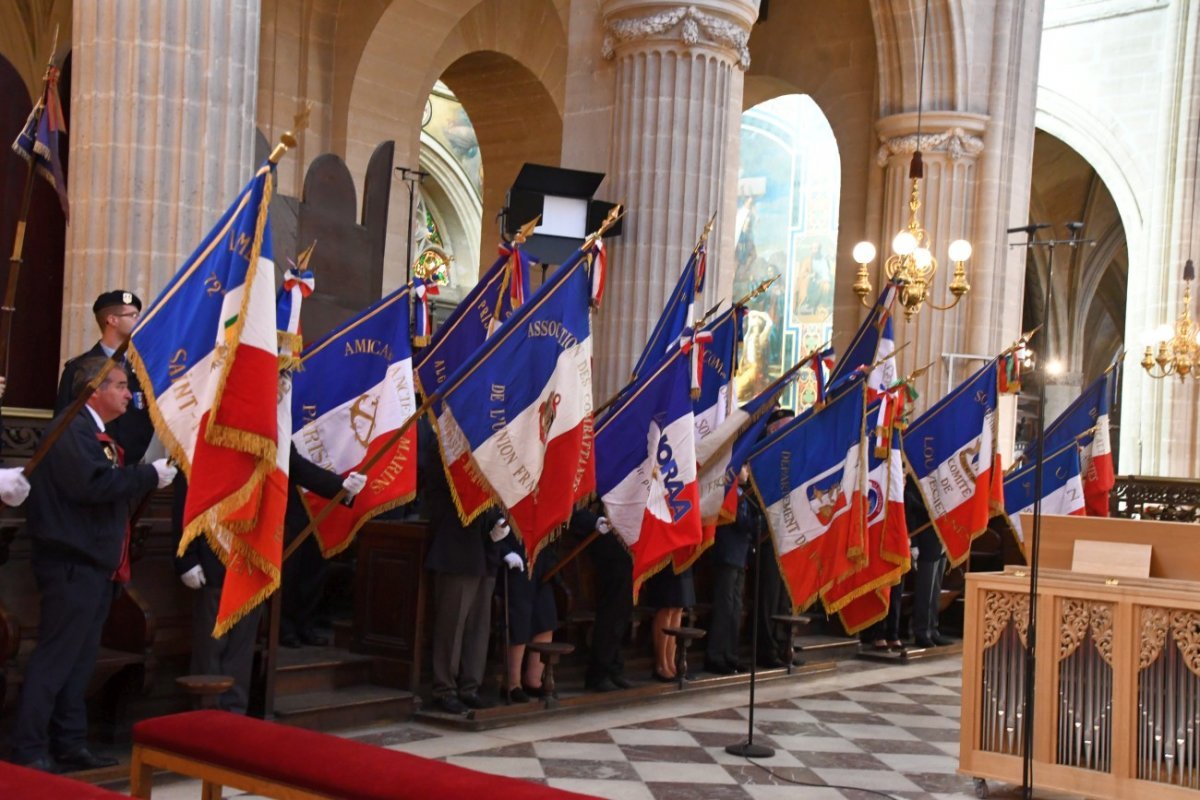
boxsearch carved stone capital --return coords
[601,2,756,69]
[876,127,986,167]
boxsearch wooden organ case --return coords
[959,515,1200,799]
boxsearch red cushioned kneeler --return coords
[0,760,129,799]
[133,710,599,799]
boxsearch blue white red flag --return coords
[903,359,1005,566]
[12,64,69,220]
[1025,370,1115,516]
[128,162,283,635]
[434,246,598,566]
[828,395,908,632]
[291,286,418,557]
[695,379,784,527]
[596,347,703,599]
[411,276,438,346]
[810,346,836,404]
[631,243,706,382]
[828,281,899,394]
[414,244,532,520]
[1003,440,1085,544]
[747,381,868,612]
[692,306,741,440]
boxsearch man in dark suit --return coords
[11,356,176,772]
[56,290,154,464]
[705,481,757,674]
[419,417,505,715]
[574,506,632,692]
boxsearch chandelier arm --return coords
[925,293,965,312]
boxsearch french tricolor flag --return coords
[290,286,418,556]
[434,245,598,567]
[828,396,908,632]
[596,347,703,599]
[1025,371,1115,516]
[129,162,284,635]
[1003,440,1086,544]
[747,381,868,613]
[903,359,1005,566]
[630,243,706,383]
[415,244,532,523]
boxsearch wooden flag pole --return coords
[2,26,60,380]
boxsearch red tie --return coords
[96,432,132,583]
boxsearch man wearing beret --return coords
[56,290,155,464]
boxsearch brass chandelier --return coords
[849,0,971,320]
[851,151,972,319]
[1141,259,1200,380]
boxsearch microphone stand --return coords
[725,519,775,759]
[1009,222,1091,799]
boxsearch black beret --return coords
[93,290,142,313]
[767,407,795,425]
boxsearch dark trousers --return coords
[430,572,495,699]
[11,560,115,762]
[706,563,745,668]
[281,531,328,640]
[860,582,904,643]
[913,555,946,641]
[754,549,787,660]
[190,584,262,714]
[587,544,632,685]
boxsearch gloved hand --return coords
[152,458,178,489]
[0,467,30,507]
[0,375,7,401]
[503,552,523,571]
[911,546,920,562]
[596,516,612,535]
[180,565,206,590]
[489,517,511,542]
[342,472,367,497]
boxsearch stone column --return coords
[593,0,758,400]
[63,0,261,359]
[871,111,989,404]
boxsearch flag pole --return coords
[2,25,60,380]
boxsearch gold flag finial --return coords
[735,274,778,308]
[291,240,317,272]
[698,213,716,246]
[270,102,313,164]
[584,203,625,248]
[513,216,541,245]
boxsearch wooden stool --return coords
[661,626,705,689]
[525,641,574,709]
[770,614,811,674]
[175,674,235,710]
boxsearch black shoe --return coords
[507,687,532,703]
[586,676,617,692]
[610,674,632,689]
[15,756,60,774]
[299,629,330,647]
[757,655,786,669]
[652,670,676,683]
[930,633,956,646]
[522,683,546,698]
[280,634,302,648]
[459,693,494,710]
[914,636,936,648]
[704,660,735,675]
[54,748,118,771]
[435,695,469,715]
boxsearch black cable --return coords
[742,754,910,800]
[916,0,931,141]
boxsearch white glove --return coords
[342,472,367,497]
[503,552,523,571]
[911,546,920,561]
[0,467,30,506]
[596,516,612,535]
[489,517,511,542]
[180,565,206,590]
[0,375,6,401]
[152,458,178,489]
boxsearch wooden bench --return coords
[0,760,129,799]
[131,710,601,799]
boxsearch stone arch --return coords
[869,0,966,117]
[342,0,567,290]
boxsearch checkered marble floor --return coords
[124,656,1003,800]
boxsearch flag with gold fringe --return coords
[128,162,285,636]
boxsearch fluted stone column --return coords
[593,0,758,400]
[63,0,261,360]
[871,111,989,405]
